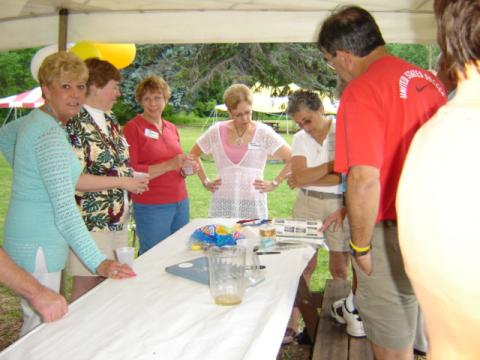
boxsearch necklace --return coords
[41,105,65,128]
[233,123,249,145]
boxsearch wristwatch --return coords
[272,180,279,187]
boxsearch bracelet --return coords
[272,179,279,187]
[349,240,372,257]
[202,178,211,187]
[349,240,371,252]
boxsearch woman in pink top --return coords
[123,76,197,255]
[190,84,291,219]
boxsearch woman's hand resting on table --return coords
[96,259,136,279]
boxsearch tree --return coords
[117,43,337,118]
[387,43,440,70]
[0,43,440,123]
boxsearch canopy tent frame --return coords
[0,1,437,52]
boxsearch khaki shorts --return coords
[293,190,350,252]
[67,228,129,276]
[352,221,417,349]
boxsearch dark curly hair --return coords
[286,90,323,115]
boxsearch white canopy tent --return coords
[0,1,436,52]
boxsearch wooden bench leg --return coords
[295,274,323,341]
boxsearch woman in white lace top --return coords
[190,84,291,219]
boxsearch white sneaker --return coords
[330,298,366,338]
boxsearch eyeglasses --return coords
[323,53,336,70]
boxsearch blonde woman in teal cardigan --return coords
[0,52,139,336]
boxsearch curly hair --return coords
[286,90,323,115]
[38,51,88,88]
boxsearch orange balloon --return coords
[93,43,136,69]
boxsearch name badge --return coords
[144,129,159,139]
[248,142,261,150]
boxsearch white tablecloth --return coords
[0,218,315,360]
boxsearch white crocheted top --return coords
[197,121,286,219]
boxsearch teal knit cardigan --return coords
[0,109,105,273]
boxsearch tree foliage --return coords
[0,48,38,98]
[0,43,440,123]
[117,43,336,119]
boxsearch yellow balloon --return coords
[70,42,102,60]
[93,43,136,69]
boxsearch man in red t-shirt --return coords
[318,6,447,359]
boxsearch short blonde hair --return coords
[38,51,89,88]
[223,84,252,111]
[135,76,171,103]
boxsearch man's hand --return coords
[29,286,68,322]
[319,207,347,232]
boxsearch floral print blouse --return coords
[66,108,132,232]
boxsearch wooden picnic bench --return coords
[296,278,373,360]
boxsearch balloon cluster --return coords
[30,42,136,82]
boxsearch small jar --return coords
[259,224,276,249]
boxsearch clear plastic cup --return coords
[115,246,135,267]
[207,246,246,306]
[181,159,194,176]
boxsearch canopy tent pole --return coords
[58,7,69,298]
[1,108,14,127]
[58,8,69,51]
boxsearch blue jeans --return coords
[133,199,189,255]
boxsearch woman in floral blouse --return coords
[66,58,148,300]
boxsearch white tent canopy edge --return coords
[0,1,436,52]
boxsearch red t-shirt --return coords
[122,115,187,204]
[335,55,447,222]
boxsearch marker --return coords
[245,265,266,270]
[255,251,281,255]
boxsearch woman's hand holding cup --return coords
[123,175,149,194]
[96,259,136,279]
